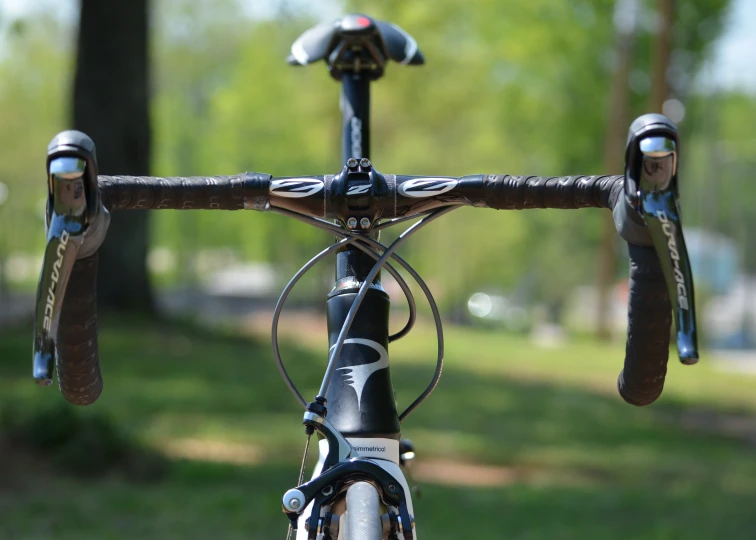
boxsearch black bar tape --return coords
[480,174,672,405]
[99,172,271,211]
[57,253,103,405]
[481,175,624,210]
[617,243,672,406]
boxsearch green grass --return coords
[2,316,756,539]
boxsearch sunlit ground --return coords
[2,316,755,539]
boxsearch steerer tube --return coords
[338,72,378,283]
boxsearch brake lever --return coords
[32,131,100,384]
[625,114,698,364]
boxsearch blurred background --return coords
[1,0,755,538]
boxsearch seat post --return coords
[340,73,371,164]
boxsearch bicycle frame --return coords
[324,73,401,440]
[296,50,416,539]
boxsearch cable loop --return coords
[269,207,458,421]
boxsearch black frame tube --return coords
[321,69,401,437]
[340,74,371,163]
[337,72,377,284]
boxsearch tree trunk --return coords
[596,0,637,340]
[650,0,675,113]
[73,0,154,312]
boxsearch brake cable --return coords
[285,430,312,540]
[272,208,421,342]
[269,206,458,421]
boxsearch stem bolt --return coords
[347,158,358,169]
[360,217,371,229]
[346,217,358,229]
[359,158,371,168]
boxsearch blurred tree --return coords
[151,0,250,286]
[685,91,756,272]
[650,0,674,112]
[156,0,729,311]
[151,13,339,293]
[0,11,71,288]
[597,0,639,339]
[0,0,740,318]
[73,0,153,312]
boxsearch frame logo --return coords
[334,338,389,409]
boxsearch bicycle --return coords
[32,14,698,540]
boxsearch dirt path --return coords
[157,437,525,487]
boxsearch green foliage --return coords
[683,90,756,272]
[0,14,71,257]
[0,0,742,308]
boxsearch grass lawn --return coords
[2,315,755,539]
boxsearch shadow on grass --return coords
[393,362,756,489]
[1,452,754,539]
[2,317,756,538]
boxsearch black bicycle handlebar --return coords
[98,173,271,212]
[617,244,672,405]
[56,253,103,405]
[33,115,699,407]
[95,172,624,214]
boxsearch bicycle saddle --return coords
[288,14,424,79]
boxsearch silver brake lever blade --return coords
[32,157,89,384]
[632,134,699,363]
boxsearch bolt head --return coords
[346,158,358,168]
[359,217,371,229]
[283,489,306,512]
[359,158,371,168]
[346,217,358,229]
[388,484,397,493]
